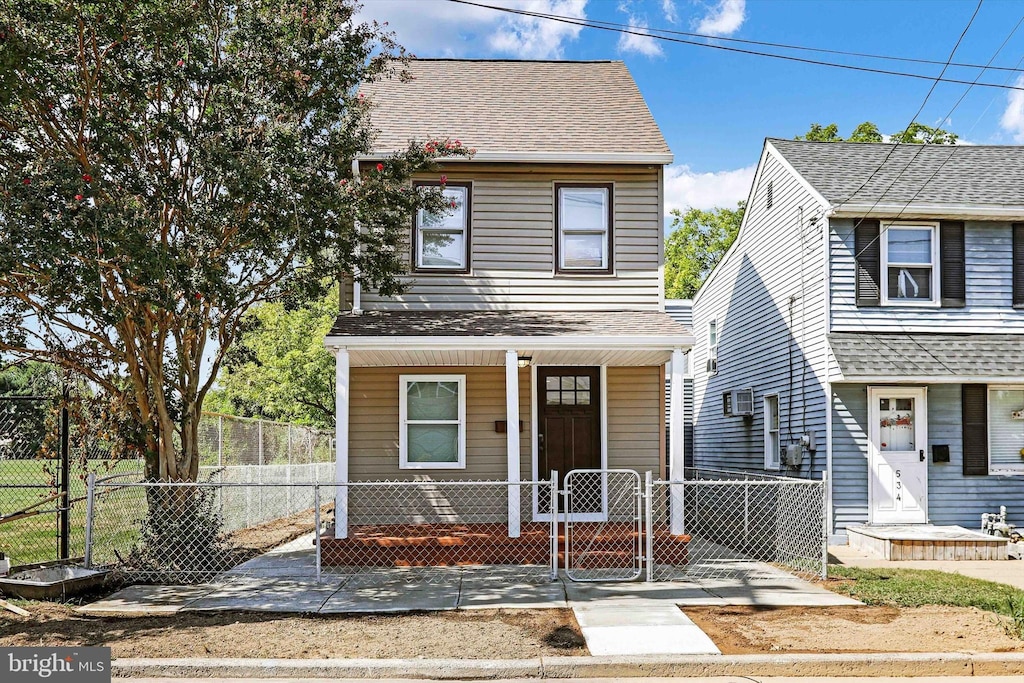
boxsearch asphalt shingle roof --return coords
[328,310,691,338]
[360,59,671,157]
[769,138,1024,206]
[829,332,1024,379]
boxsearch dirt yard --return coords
[0,603,586,659]
[686,605,1024,654]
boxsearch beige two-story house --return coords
[324,60,693,538]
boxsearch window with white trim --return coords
[414,183,470,272]
[399,375,466,469]
[989,386,1024,475]
[764,394,781,469]
[881,222,939,305]
[706,319,718,374]
[556,184,612,273]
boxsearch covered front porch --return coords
[321,310,694,567]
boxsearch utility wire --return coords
[467,1,1024,75]
[839,4,1021,263]
[832,0,986,218]
[450,0,1024,92]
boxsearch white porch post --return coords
[505,350,521,538]
[334,347,350,538]
[669,347,686,534]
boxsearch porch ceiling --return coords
[348,348,673,367]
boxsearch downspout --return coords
[822,206,835,541]
[351,158,362,315]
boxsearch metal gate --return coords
[563,468,642,582]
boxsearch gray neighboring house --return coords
[665,299,695,474]
[691,138,1024,542]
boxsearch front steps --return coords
[847,524,1008,561]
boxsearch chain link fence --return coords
[648,468,827,581]
[80,468,825,587]
[1,406,332,570]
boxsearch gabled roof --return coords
[768,138,1024,208]
[360,59,672,163]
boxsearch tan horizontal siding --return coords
[361,163,663,311]
[606,366,663,474]
[349,366,531,482]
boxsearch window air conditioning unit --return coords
[723,388,754,417]
[706,357,718,374]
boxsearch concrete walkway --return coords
[830,544,1024,590]
[80,534,858,658]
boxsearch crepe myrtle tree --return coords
[0,1,468,482]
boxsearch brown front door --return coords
[538,367,601,514]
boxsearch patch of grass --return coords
[828,565,1024,626]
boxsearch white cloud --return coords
[1000,75,1024,142]
[357,0,587,60]
[489,0,587,58]
[617,16,664,57]
[695,0,746,37]
[664,163,757,214]
[662,0,679,23]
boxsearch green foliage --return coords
[848,121,883,143]
[664,202,745,299]
[0,1,469,480]
[829,566,1024,637]
[796,122,842,142]
[207,293,337,429]
[797,121,955,144]
[890,122,959,145]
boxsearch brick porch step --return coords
[319,522,691,568]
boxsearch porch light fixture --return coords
[517,355,532,368]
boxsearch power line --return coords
[833,0,986,220]
[840,2,1020,264]
[450,0,1024,92]
[468,0,1024,75]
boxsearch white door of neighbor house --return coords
[868,387,928,525]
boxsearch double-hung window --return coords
[764,395,781,469]
[881,222,939,305]
[706,319,718,374]
[413,182,471,272]
[556,183,613,273]
[988,386,1024,475]
[399,375,466,469]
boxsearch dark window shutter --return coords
[962,384,988,476]
[1013,223,1024,308]
[855,220,881,307]
[940,221,966,307]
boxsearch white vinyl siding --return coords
[691,149,829,477]
[361,163,661,311]
[831,220,1024,332]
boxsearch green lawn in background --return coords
[0,458,142,566]
[829,565,1024,636]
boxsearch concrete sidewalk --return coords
[830,544,1024,590]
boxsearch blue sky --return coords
[358,0,1024,214]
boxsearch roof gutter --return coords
[829,202,1024,220]
[324,334,695,350]
[358,151,675,165]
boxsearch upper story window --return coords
[555,183,613,274]
[399,375,466,469]
[706,319,718,374]
[881,221,939,306]
[413,182,471,273]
